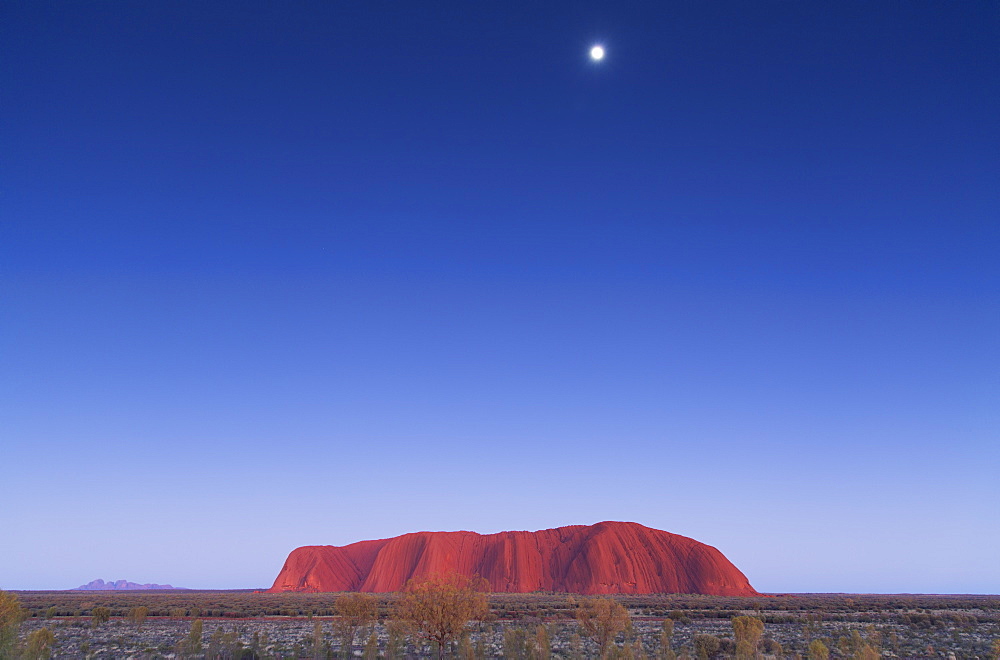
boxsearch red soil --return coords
[268,521,758,596]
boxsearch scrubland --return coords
[7,591,1000,659]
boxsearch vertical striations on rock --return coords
[268,521,758,595]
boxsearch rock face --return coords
[75,579,182,590]
[268,521,758,596]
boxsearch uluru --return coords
[269,521,758,596]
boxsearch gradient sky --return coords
[2,1,998,593]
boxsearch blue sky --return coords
[2,1,998,593]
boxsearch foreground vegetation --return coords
[3,586,1000,659]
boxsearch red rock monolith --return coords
[268,521,758,595]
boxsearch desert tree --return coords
[614,637,648,660]
[90,606,111,627]
[22,627,56,660]
[802,614,822,642]
[175,618,203,657]
[807,639,829,660]
[503,627,532,659]
[363,630,379,660]
[731,616,764,660]
[311,619,327,659]
[457,630,475,660]
[536,623,552,659]
[575,597,632,658]
[127,605,149,629]
[692,634,721,660]
[0,590,24,659]
[888,631,900,654]
[659,618,676,660]
[207,626,223,658]
[474,623,492,660]
[249,630,263,658]
[385,618,409,659]
[335,592,378,658]
[207,626,243,659]
[393,572,489,660]
[854,644,880,660]
[840,628,879,660]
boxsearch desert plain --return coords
[8,591,1000,659]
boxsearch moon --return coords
[589,45,605,61]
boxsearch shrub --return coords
[335,593,378,658]
[0,590,24,658]
[808,639,830,660]
[91,606,111,627]
[393,573,490,660]
[23,627,56,660]
[127,606,149,628]
[693,634,721,660]
[575,598,631,658]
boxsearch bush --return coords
[503,627,531,659]
[23,627,56,660]
[393,573,489,660]
[693,634,721,660]
[575,598,631,657]
[0,591,25,658]
[91,606,111,627]
[808,639,830,660]
[128,606,149,627]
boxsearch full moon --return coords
[590,45,605,61]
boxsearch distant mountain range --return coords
[74,579,186,591]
